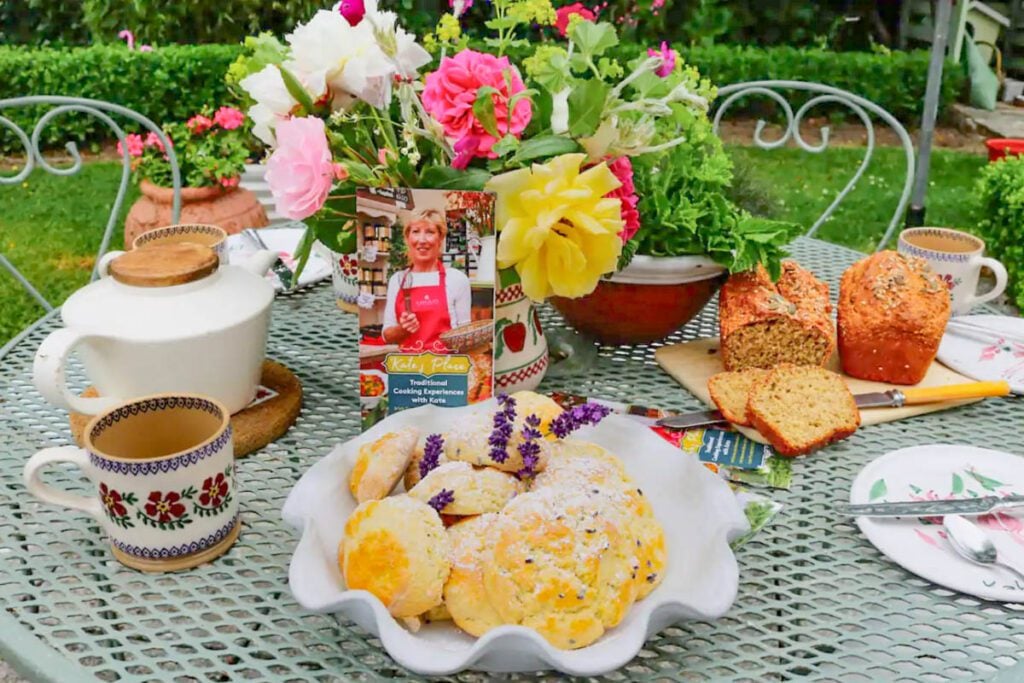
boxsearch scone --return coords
[349,428,419,503]
[747,363,860,456]
[707,368,770,426]
[445,411,553,474]
[407,461,524,515]
[403,436,450,490]
[339,495,450,617]
[444,514,506,637]
[483,488,639,649]
[509,390,565,437]
[532,440,631,490]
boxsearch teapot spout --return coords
[240,249,279,277]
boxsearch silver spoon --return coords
[943,514,1024,582]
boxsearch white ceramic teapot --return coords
[33,243,279,415]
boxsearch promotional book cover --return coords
[356,187,497,429]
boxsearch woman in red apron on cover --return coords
[382,210,471,353]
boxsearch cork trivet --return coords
[70,360,302,458]
[109,243,218,287]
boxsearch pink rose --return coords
[605,156,640,242]
[213,106,245,130]
[266,117,335,220]
[116,133,145,158]
[647,41,677,78]
[187,115,214,133]
[422,50,532,159]
[555,3,596,37]
[451,135,482,170]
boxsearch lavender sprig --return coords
[550,403,613,439]
[516,413,543,480]
[488,393,517,463]
[427,488,455,513]
[419,433,445,479]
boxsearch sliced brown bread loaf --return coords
[707,369,769,426]
[718,261,835,371]
[747,364,860,456]
[837,250,950,385]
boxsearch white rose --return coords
[239,64,324,146]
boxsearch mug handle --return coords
[96,250,125,278]
[23,446,105,524]
[966,257,1009,309]
[33,328,124,415]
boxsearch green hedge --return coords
[975,156,1024,311]
[0,42,963,153]
[0,44,242,153]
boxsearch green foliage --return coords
[0,1,89,46]
[975,157,1024,311]
[0,44,243,154]
[630,111,799,277]
[80,0,325,45]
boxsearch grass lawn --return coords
[0,147,987,347]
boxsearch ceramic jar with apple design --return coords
[494,268,547,393]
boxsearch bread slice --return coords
[707,369,769,426]
[747,364,860,456]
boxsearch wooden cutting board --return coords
[655,338,982,444]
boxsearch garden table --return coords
[1,235,1023,682]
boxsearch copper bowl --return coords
[551,255,726,345]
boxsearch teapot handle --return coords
[96,251,125,278]
[33,328,124,415]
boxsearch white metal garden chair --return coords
[0,96,182,311]
[711,80,916,252]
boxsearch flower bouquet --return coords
[228,0,796,327]
[121,105,269,243]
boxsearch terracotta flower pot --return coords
[125,179,269,247]
[551,255,727,345]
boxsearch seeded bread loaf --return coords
[837,251,950,385]
[718,261,835,370]
[747,364,860,456]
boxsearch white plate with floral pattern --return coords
[281,401,749,676]
[226,227,332,291]
[851,445,1024,602]
[938,315,1024,395]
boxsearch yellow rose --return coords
[486,153,624,301]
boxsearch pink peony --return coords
[266,117,335,220]
[555,3,596,37]
[213,106,245,130]
[116,133,145,158]
[187,115,214,133]
[422,50,532,159]
[336,0,365,26]
[647,41,677,78]
[605,157,640,242]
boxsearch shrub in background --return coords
[975,157,1024,310]
[0,0,89,46]
[0,44,242,153]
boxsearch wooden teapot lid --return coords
[109,243,219,287]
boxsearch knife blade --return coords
[655,381,1010,430]
[837,494,1024,518]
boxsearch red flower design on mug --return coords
[200,473,229,508]
[938,273,956,290]
[99,483,127,518]
[144,491,186,522]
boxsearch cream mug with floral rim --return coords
[897,227,1008,315]
[23,394,240,572]
[133,223,228,264]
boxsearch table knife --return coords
[837,495,1024,518]
[655,380,1011,430]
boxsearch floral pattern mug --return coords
[23,394,239,572]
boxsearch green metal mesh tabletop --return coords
[2,236,1023,682]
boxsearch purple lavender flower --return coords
[427,488,455,513]
[550,403,613,439]
[419,433,445,479]
[516,413,543,479]
[488,393,517,463]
